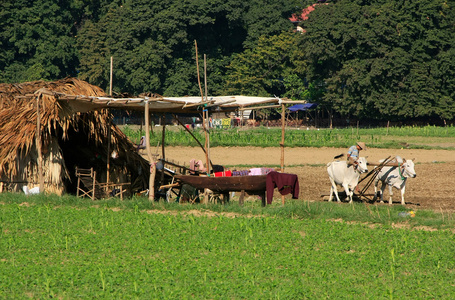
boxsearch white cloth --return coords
[23,186,40,195]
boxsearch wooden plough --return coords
[356,156,399,203]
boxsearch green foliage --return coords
[225,32,306,96]
[304,0,455,120]
[1,194,455,298]
[0,0,92,82]
[1,0,455,122]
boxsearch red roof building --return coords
[289,2,329,33]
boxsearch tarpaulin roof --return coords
[287,103,318,112]
[8,78,304,115]
[52,93,284,114]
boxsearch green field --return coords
[121,125,455,150]
[1,193,455,298]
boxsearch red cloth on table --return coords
[266,171,299,204]
[214,170,232,177]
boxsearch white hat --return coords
[357,142,367,150]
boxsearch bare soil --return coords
[156,146,455,211]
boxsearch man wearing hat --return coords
[347,142,367,167]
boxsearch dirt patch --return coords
[154,146,455,212]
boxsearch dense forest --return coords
[1,0,454,123]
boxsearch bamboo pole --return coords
[106,113,111,188]
[36,93,44,192]
[109,56,113,96]
[106,56,113,187]
[195,41,209,204]
[145,101,155,201]
[160,114,166,186]
[195,41,204,103]
[161,114,166,160]
[204,54,211,175]
[280,103,286,205]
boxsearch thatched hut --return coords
[0,78,149,196]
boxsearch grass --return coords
[1,193,455,298]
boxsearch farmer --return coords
[347,142,367,167]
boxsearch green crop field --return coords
[120,125,455,149]
[1,193,455,298]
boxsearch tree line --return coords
[1,0,454,123]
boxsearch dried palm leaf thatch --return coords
[0,78,149,195]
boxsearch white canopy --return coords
[51,91,291,114]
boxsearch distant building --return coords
[289,1,329,33]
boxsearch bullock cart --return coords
[173,175,267,206]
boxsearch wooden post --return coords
[106,112,111,188]
[36,93,44,193]
[204,54,211,175]
[161,114,166,160]
[92,169,96,201]
[107,56,113,187]
[109,56,113,96]
[145,101,156,201]
[239,190,245,206]
[160,114,166,186]
[240,110,243,128]
[280,103,286,205]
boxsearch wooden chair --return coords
[75,167,107,200]
[76,167,131,200]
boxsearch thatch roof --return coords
[0,78,148,193]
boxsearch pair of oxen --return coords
[327,156,417,205]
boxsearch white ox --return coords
[327,157,368,203]
[373,157,416,205]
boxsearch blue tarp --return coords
[287,103,318,112]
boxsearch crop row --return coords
[121,124,455,149]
